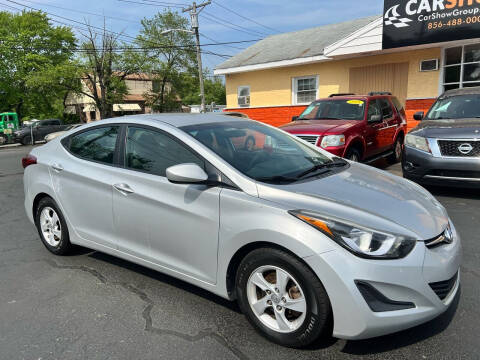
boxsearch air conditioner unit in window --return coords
[420,59,439,72]
[238,95,250,107]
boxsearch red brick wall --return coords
[405,98,436,132]
[225,98,436,131]
[224,106,307,127]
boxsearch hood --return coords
[257,162,448,240]
[411,118,480,139]
[280,119,359,135]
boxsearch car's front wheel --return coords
[236,248,332,348]
[35,197,72,255]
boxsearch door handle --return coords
[51,163,64,172]
[113,183,135,195]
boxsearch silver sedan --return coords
[23,114,461,348]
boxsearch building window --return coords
[293,76,318,105]
[443,44,480,91]
[237,86,250,107]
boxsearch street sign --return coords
[383,0,480,49]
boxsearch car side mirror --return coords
[368,114,383,123]
[292,116,299,121]
[166,163,209,184]
[413,111,424,121]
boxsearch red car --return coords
[280,93,407,163]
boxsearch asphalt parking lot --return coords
[0,145,478,360]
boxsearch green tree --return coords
[135,10,197,112]
[73,25,140,119]
[179,74,226,106]
[0,10,77,119]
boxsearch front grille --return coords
[429,272,458,300]
[296,135,320,146]
[438,140,480,157]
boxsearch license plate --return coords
[3,129,12,134]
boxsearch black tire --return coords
[345,147,361,162]
[34,197,72,255]
[21,135,32,146]
[388,136,404,164]
[236,248,332,348]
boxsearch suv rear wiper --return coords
[296,157,347,179]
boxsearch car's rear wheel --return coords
[236,248,332,348]
[388,136,404,164]
[21,135,32,146]
[35,197,72,255]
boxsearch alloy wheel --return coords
[39,207,62,247]
[246,265,307,333]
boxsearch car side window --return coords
[69,126,119,165]
[125,127,204,177]
[367,100,382,120]
[391,97,406,118]
[378,98,394,119]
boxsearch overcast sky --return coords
[0,0,384,71]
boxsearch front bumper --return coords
[403,144,480,187]
[304,223,462,340]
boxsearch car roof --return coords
[93,113,251,128]
[441,86,480,99]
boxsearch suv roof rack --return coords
[329,93,355,97]
[368,91,392,96]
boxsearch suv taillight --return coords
[22,154,37,169]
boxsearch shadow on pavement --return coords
[87,250,242,313]
[341,287,461,356]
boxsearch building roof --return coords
[215,15,379,72]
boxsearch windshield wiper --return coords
[296,157,347,179]
[257,175,298,184]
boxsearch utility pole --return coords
[183,1,211,113]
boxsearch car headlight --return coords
[321,135,345,148]
[405,134,431,153]
[290,210,416,259]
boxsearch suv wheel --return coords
[35,197,73,255]
[21,135,33,146]
[236,248,332,348]
[388,136,403,164]
[345,148,361,162]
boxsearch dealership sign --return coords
[383,0,480,49]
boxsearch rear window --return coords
[391,97,406,118]
[68,126,119,165]
[377,98,394,119]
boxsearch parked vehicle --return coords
[45,124,83,142]
[0,112,20,145]
[221,111,250,119]
[23,114,460,348]
[403,87,480,187]
[13,119,69,145]
[280,93,407,163]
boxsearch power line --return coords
[117,0,184,8]
[200,32,245,51]
[141,0,189,7]
[200,11,267,38]
[211,0,280,34]
[13,0,140,24]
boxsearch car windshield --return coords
[181,121,347,184]
[426,94,480,120]
[297,99,366,121]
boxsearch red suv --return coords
[280,93,407,163]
